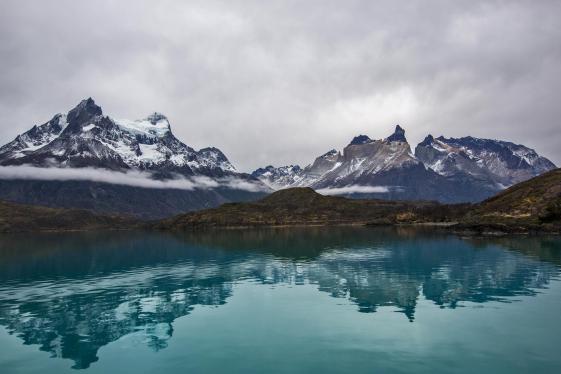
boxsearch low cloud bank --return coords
[0,166,267,192]
[316,185,390,195]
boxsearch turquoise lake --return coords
[0,227,560,373]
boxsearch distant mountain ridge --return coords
[251,165,303,189]
[252,125,556,203]
[415,134,555,187]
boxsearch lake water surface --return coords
[1,227,560,373]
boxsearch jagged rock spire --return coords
[65,98,103,134]
[386,125,407,143]
[418,134,435,147]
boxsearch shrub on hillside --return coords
[540,198,561,223]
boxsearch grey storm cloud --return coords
[1,0,560,172]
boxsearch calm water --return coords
[1,228,561,373]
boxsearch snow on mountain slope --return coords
[251,165,304,189]
[308,125,421,190]
[415,135,556,187]
[0,98,238,178]
[114,113,171,139]
[0,113,68,159]
[332,126,415,173]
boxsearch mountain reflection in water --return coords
[0,228,559,369]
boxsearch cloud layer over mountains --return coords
[1,0,560,171]
[0,166,266,192]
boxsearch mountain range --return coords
[3,168,560,233]
[252,125,556,203]
[0,98,556,218]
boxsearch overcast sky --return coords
[1,0,560,172]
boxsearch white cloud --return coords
[0,166,268,192]
[316,185,390,195]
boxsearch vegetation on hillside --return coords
[155,187,470,230]
[1,169,559,234]
[156,170,561,234]
[452,169,561,232]
[0,200,137,233]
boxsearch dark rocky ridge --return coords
[386,124,407,142]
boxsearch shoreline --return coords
[2,217,560,236]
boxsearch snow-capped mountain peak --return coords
[0,98,240,178]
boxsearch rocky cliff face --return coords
[310,126,419,189]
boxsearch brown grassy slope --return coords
[466,168,561,224]
[155,187,449,229]
[0,200,137,232]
